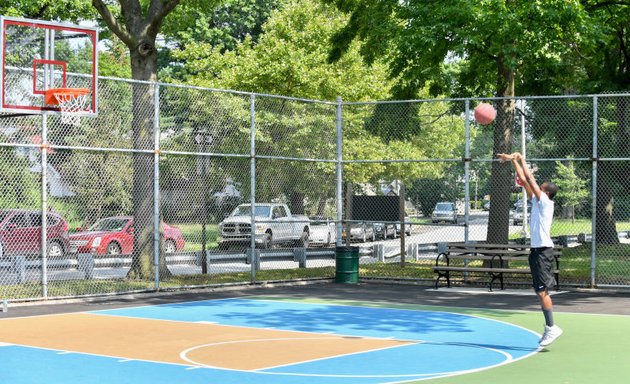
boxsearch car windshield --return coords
[436,203,453,211]
[88,218,130,232]
[231,205,271,218]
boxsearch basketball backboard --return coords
[0,16,98,116]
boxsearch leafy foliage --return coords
[554,160,589,223]
[0,0,94,21]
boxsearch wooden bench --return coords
[432,242,562,291]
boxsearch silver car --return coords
[432,202,458,224]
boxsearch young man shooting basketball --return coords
[498,152,562,347]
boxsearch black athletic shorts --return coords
[529,247,556,292]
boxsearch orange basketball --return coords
[474,103,496,125]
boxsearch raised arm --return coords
[497,152,535,199]
[513,153,545,199]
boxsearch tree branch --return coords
[92,0,135,47]
[146,0,181,36]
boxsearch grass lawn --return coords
[551,218,630,236]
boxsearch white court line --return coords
[0,342,12,347]
[178,336,513,379]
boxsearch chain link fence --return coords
[1,74,629,301]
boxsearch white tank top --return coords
[530,193,554,248]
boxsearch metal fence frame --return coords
[1,76,630,301]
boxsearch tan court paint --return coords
[0,313,412,370]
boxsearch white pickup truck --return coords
[217,203,310,249]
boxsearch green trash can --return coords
[335,246,359,284]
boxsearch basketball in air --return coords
[474,103,496,125]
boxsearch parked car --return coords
[431,202,458,224]
[217,203,310,249]
[69,216,185,255]
[309,216,336,247]
[374,222,396,240]
[513,205,531,226]
[0,209,70,258]
[343,222,375,243]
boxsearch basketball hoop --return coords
[44,88,90,126]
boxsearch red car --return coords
[69,216,185,256]
[0,209,70,258]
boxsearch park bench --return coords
[432,242,562,291]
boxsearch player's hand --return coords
[497,153,513,163]
[512,152,522,160]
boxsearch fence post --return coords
[407,243,418,261]
[249,94,258,282]
[464,99,471,244]
[77,253,94,280]
[437,242,448,255]
[12,255,26,284]
[336,96,344,246]
[246,248,260,271]
[294,248,306,268]
[373,243,384,262]
[153,82,161,290]
[399,183,406,265]
[591,96,598,288]
[40,114,49,298]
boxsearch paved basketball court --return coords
[1,283,629,383]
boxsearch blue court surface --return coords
[0,297,541,383]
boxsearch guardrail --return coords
[1,231,624,284]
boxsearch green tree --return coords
[171,0,395,213]
[174,0,464,213]
[554,160,589,223]
[0,0,94,20]
[324,0,592,243]
[159,0,284,80]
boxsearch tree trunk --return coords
[317,196,327,216]
[127,45,172,279]
[288,191,305,214]
[486,60,515,245]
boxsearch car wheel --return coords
[164,239,176,253]
[47,240,64,258]
[106,242,122,255]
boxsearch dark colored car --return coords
[374,222,396,240]
[0,209,70,258]
[69,216,185,255]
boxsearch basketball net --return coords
[54,91,89,126]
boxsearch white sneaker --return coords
[539,325,563,347]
